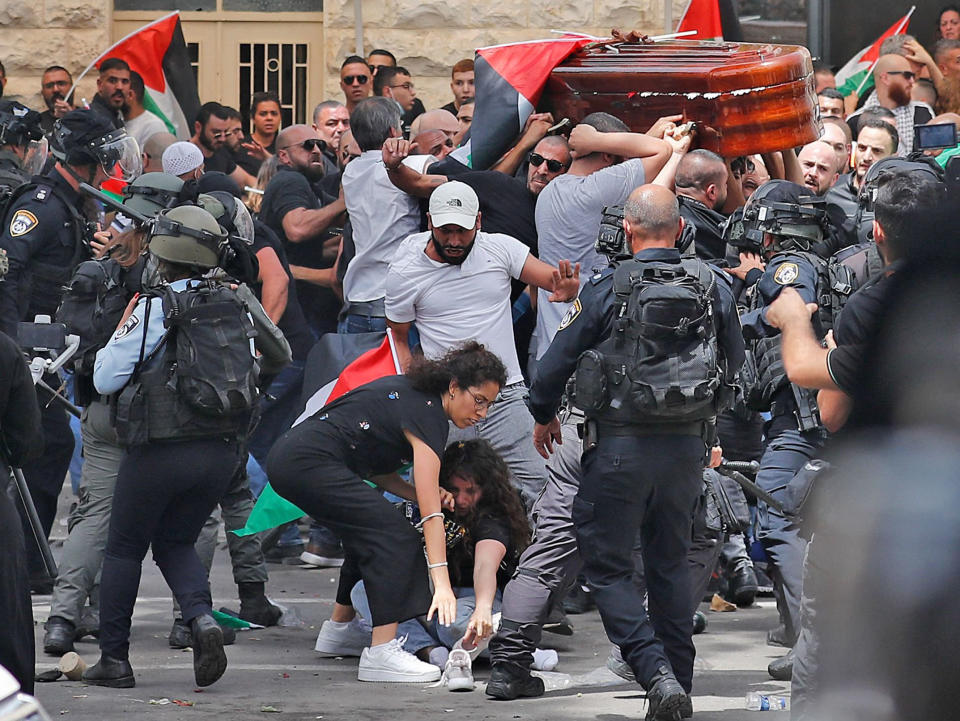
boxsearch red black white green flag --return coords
[465,36,593,170]
[74,11,200,140]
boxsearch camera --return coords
[596,205,631,261]
[915,122,958,151]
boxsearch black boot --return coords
[190,613,227,687]
[645,665,688,721]
[485,662,545,700]
[727,565,759,607]
[43,616,76,656]
[82,654,135,688]
[171,617,236,648]
[768,649,794,681]
[237,582,283,627]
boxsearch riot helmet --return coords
[147,205,227,270]
[857,156,944,213]
[51,110,142,182]
[0,99,47,175]
[122,172,185,218]
[197,191,254,246]
[726,179,828,255]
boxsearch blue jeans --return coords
[338,314,388,334]
[351,580,501,654]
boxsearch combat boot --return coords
[43,617,75,656]
[646,665,688,721]
[485,662,545,700]
[237,581,283,627]
[768,649,794,680]
[190,613,227,687]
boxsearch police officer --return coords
[82,205,252,689]
[0,109,140,589]
[527,185,744,719]
[0,99,47,193]
[43,174,177,655]
[732,180,834,653]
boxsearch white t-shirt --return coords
[341,149,421,303]
[386,230,530,385]
[533,158,647,357]
[124,110,168,150]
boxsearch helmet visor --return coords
[97,132,142,183]
[232,200,254,246]
[22,137,48,176]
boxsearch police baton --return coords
[78,182,150,226]
[717,459,795,518]
[9,466,59,580]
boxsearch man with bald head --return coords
[521,183,744,716]
[796,141,839,196]
[821,117,852,174]
[847,53,934,154]
[409,108,459,140]
[675,149,729,260]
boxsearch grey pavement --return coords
[31,518,790,720]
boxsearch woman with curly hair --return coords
[267,341,507,684]
[352,439,559,691]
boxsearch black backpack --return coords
[820,242,883,330]
[572,258,725,423]
[56,258,133,377]
[159,281,260,417]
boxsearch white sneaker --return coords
[441,648,475,692]
[314,619,371,657]
[358,637,442,683]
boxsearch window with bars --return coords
[239,43,309,131]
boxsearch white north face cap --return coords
[429,180,479,229]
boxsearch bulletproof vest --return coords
[114,281,259,446]
[3,181,91,321]
[745,251,826,431]
[571,257,726,425]
[56,256,148,404]
[821,241,883,329]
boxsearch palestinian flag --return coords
[78,11,199,139]
[234,331,402,537]
[467,36,593,170]
[835,8,914,99]
[677,0,724,41]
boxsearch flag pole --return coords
[66,10,180,105]
[853,5,916,97]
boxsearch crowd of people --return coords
[1,11,959,720]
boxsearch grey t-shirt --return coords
[533,158,646,358]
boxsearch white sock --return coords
[532,648,559,671]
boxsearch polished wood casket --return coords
[543,40,821,157]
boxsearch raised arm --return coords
[383,138,448,198]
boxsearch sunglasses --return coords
[343,74,369,85]
[886,70,916,81]
[528,152,566,173]
[281,138,327,152]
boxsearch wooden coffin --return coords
[543,40,820,157]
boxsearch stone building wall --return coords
[322,0,691,110]
[0,0,111,110]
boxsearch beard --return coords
[431,233,475,265]
[888,82,911,107]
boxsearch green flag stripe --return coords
[143,90,177,135]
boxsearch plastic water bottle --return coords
[746,692,788,710]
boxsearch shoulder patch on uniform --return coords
[33,185,51,202]
[113,314,140,340]
[557,298,582,331]
[9,209,39,237]
[773,262,799,286]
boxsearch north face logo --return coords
[446,199,462,207]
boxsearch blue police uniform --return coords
[740,250,827,647]
[528,247,744,694]
[0,166,90,585]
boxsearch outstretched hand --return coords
[548,260,581,302]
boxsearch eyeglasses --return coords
[342,74,369,85]
[390,82,415,91]
[211,128,243,139]
[281,138,327,152]
[466,388,495,412]
[528,152,566,173]
[886,70,916,81]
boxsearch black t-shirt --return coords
[826,272,891,395]
[259,165,342,335]
[308,375,449,478]
[458,171,537,255]
[448,514,517,590]
[251,219,315,361]
[204,147,237,176]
